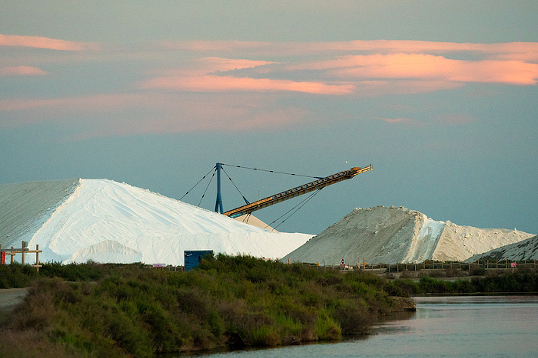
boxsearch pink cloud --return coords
[375,113,475,127]
[202,57,276,72]
[328,40,538,59]
[142,57,357,96]
[0,94,145,114]
[0,34,100,51]
[483,42,538,61]
[158,40,538,59]
[0,92,311,138]
[100,106,311,137]
[159,40,271,52]
[149,57,275,77]
[451,60,538,85]
[374,114,475,127]
[140,41,538,101]
[2,39,537,138]
[148,42,538,100]
[161,40,538,86]
[320,54,538,85]
[0,66,48,76]
[375,117,422,126]
[140,75,354,95]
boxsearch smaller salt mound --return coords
[283,206,534,265]
[234,214,276,231]
[283,206,426,265]
[465,235,538,262]
[433,222,533,261]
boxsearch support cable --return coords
[198,169,216,207]
[266,188,323,231]
[267,190,318,230]
[221,163,323,180]
[238,213,252,223]
[221,166,250,205]
[180,166,216,200]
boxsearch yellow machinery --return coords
[223,165,372,218]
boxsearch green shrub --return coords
[384,279,418,296]
[419,276,450,293]
[315,312,341,340]
[331,299,371,335]
[0,255,420,356]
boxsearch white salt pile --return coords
[283,206,534,265]
[466,235,538,262]
[0,179,311,265]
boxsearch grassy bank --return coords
[0,255,413,358]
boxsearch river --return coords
[196,295,538,358]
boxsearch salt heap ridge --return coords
[0,179,312,265]
[466,235,538,262]
[283,206,534,265]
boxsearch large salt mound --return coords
[0,179,311,265]
[0,179,80,248]
[282,206,534,265]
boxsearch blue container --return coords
[184,250,213,271]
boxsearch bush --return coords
[419,276,450,293]
[314,313,341,340]
[384,279,418,296]
[469,266,486,276]
[332,299,371,335]
[0,256,415,356]
[0,263,37,288]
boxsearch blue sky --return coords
[1,1,537,235]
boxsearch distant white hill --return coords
[466,235,538,262]
[282,206,534,265]
[233,214,276,231]
[0,179,312,265]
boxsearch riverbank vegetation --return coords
[0,255,413,358]
[390,270,538,296]
[2,257,536,357]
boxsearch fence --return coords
[0,241,42,272]
[300,259,537,275]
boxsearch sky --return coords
[1,1,537,236]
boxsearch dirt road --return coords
[0,288,29,311]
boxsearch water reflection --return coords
[195,296,538,358]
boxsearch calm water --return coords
[197,295,538,358]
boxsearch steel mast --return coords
[214,162,224,214]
